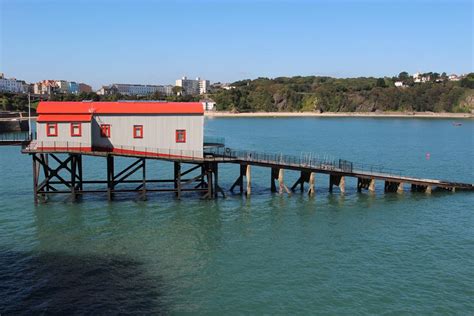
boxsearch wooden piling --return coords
[271,167,278,193]
[106,155,114,201]
[174,162,181,199]
[70,155,77,201]
[141,159,147,200]
[32,154,38,204]
[213,163,219,198]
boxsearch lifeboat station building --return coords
[35,101,205,158]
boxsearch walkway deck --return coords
[20,140,473,192]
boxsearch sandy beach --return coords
[205,111,473,119]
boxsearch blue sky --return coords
[1,0,472,89]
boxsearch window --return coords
[70,123,82,137]
[176,129,186,143]
[133,125,143,138]
[46,123,58,137]
[100,124,111,138]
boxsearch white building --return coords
[98,84,173,96]
[175,76,210,95]
[201,99,216,111]
[34,80,58,95]
[413,72,431,83]
[56,80,70,94]
[394,81,406,88]
[448,74,460,81]
[0,73,27,93]
[35,101,205,158]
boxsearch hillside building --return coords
[175,77,210,95]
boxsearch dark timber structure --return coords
[11,141,471,203]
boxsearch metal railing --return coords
[24,140,205,160]
[22,140,403,177]
[205,146,403,177]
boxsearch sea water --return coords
[1,117,473,314]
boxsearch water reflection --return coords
[0,250,168,314]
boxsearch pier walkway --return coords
[15,140,473,203]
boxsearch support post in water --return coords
[70,154,77,201]
[246,164,251,196]
[291,171,310,193]
[397,182,404,193]
[141,159,147,200]
[230,164,246,194]
[32,154,39,204]
[107,155,114,201]
[368,179,376,193]
[174,161,181,199]
[329,174,345,193]
[308,172,316,196]
[213,162,219,199]
[271,167,279,193]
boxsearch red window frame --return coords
[175,129,186,143]
[100,124,111,138]
[70,123,82,137]
[133,125,143,139]
[46,123,58,137]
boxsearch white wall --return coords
[37,122,92,147]
[92,114,204,157]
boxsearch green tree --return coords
[376,78,387,88]
[398,71,410,81]
[460,73,474,89]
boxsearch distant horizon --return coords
[1,0,472,90]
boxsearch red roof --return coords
[36,101,204,115]
[37,114,92,122]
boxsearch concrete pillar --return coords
[368,179,376,192]
[339,176,345,194]
[246,165,251,196]
[425,185,432,194]
[397,182,404,193]
[308,172,315,196]
[278,168,284,194]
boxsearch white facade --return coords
[175,76,210,95]
[100,84,173,96]
[36,102,205,158]
[201,100,216,111]
[36,122,92,148]
[448,74,460,81]
[91,115,203,157]
[0,76,25,93]
[56,80,69,93]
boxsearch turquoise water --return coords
[1,117,473,314]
